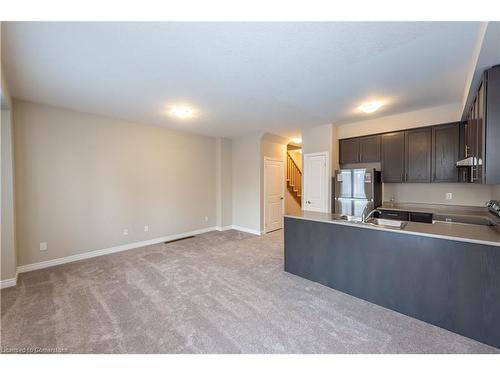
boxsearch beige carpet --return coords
[1,229,498,354]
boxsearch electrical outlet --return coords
[123,229,129,235]
[204,216,209,222]
[39,242,47,251]
[446,193,453,200]
[144,225,149,232]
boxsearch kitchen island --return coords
[284,211,500,349]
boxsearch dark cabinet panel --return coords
[284,217,500,348]
[485,66,500,184]
[359,135,381,162]
[381,132,405,183]
[462,66,500,184]
[378,210,409,221]
[339,138,360,164]
[432,123,460,182]
[409,212,433,224]
[405,128,431,183]
[476,81,485,183]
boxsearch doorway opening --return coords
[285,143,302,214]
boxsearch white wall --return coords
[231,133,261,232]
[336,103,497,207]
[493,185,500,201]
[337,103,461,139]
[1,64,17,283]
[1,109,16,281]
[215,137,232,228]
[384,183,494,207]
[13,100,217,267]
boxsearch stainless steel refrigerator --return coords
[333,168,382,217]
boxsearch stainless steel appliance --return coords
[487,200,500,218]
[333,168,382,217]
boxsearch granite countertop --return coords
[378,202,500,225]
[284,210,500,247]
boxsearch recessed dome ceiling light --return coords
[168,105,195,119]
[359,101,383,114]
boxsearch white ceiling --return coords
[1,22,482,138]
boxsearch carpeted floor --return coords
[1,229,498,354]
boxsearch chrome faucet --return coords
[361,208,382,223]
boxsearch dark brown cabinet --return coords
[339,138,360,164]
[359,135,381,162]
[381,132,405,182]
[485,66,500,184]
[405,128,431,183]
[461,65,500,184]
[432,123,460,182]
[381,128,433,183]
[339,135,381,164]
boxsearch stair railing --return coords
[286,152,302,202]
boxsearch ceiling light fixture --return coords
[291,137,302,144]
[359,101,383,114]
[168,105,195,119]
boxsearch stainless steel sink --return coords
[365,218,408,229]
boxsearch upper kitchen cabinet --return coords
[339,135,381,164]
[339,138,360,164]
[381,132,405,182]
[405,128,432,183]
[359,135,381,162]
[462,65,500,184]
[432,123,460,182]
[486,66,500,184]
[381,128,433,183]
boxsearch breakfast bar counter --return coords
[284,211,500,349]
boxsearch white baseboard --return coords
[16,226,219,274]
[13,224,262,277]
[229,225,262,236]
[215,225,233,231]
[0,273,18,289]
[204,225,263,235]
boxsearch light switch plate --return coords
[144,225,149,232]
[446,193,453,200]
[123,229,129,235]
[39,242,47,251]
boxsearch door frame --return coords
[263,157,285,233]
[303,151,330,213]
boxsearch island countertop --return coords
[284,210,500,247]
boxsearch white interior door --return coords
[303,152,329,212]
[264,158,284,233]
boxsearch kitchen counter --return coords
[378,202,500,226]
[284,210,500,247]
[284,213,500,348]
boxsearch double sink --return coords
[332,215,408,230]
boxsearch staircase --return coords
[286,152,302,205]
